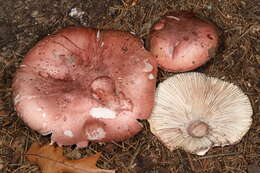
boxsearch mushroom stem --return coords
[187,121,209,138]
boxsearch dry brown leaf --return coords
[25,143,115,173]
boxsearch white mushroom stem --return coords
[187,121,209,138]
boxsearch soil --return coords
[0,0,259,173]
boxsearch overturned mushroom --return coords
[148,72,252,155]
[12,27,157,147]
[149,12,219,72]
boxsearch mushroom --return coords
[148,72,252,155]
[12,27,157,147]
[149,12,219,72]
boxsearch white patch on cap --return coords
[87,128,106,140]
[90,107,117,119]
[143,60,153,72]
[64,130,74,137]
[42,113,46,118]
[167,46,174,57]
[101,42,104,47]
[148,74,155,80]
[175,41,180,47]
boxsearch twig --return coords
[128,142,143,168]
[193,152,242,160]
[177,150,194,173]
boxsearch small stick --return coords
[193,152,242,160]
[128,142,143,168]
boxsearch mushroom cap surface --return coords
[149,12,219,72]
[148,72,252,155]
[12,27,157,147]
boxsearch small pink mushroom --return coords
[149,12,219,72]
[12,27,157,147]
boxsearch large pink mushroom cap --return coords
[12,27,157,147]
[149,12,219,72]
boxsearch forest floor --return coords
[0,0,259,173]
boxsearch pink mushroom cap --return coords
[12,27,157,147]
[149,12,219,72]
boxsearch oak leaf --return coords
[25,143,115,173]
